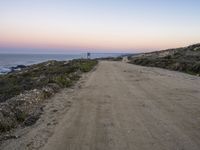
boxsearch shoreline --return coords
[0,53,122,74]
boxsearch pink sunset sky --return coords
[0,0,200,53]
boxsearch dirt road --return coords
[2,61,200,150]
[42,61,200,150]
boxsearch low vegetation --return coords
[129,44,200,75]
[0,59,98,102]
[0,59,97,133]
[96,56,123,61]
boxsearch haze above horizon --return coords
[0,0,200,53]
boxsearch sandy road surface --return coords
[42,61,200,150]
[1,61,200,150]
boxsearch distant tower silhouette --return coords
[87,52,91,59]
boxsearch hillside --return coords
[129,44,200,75]
[0,59,97,134]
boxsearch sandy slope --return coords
[2,61,200,150]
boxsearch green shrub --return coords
[15,110,27,122]
[0,120,15,132]
[53,76,72,87]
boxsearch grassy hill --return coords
[129,44,200,75]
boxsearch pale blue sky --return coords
[0,0,200,53]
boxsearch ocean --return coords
[0,53,121,74]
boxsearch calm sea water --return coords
[0,53,121,74]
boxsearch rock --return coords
[0,135,19,141]
[24,115,40,126]
[16,65,26,69]
[10,65,26,72]
[52,109,58,113]
[47,83,60,92]
[64,61,69,65]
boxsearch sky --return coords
[0,0,200,53]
